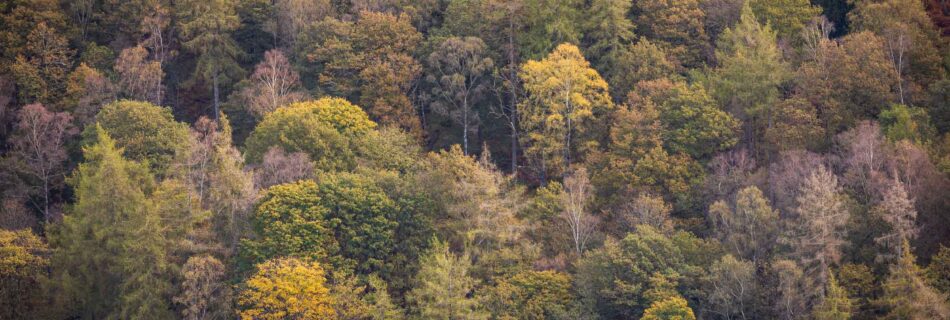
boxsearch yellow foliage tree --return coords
[238,257,336,320]
[519,43,613,180]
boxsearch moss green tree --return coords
[704,3,789,155]
[879,241,950,319]
[408,238,486,320]
[632,0,709,67]
[50,127,173,319]
[243,98,377,170]
[812,274,853,320]
[85,100,192,177]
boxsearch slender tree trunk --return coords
[213,72,220,122]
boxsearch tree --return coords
[874,179,919,262]
[708,186,779,263]
[63,63,114,126]
[621,193,673,233]
[236,49,308,118]
[86,100,192,177]
[253,146,314,189]
[238,257,336,320]
[632,0,709,67]
[631,79,740,159]
[879,241,950,319]
[576,226,719,319]
[408,238,486,320]
[114,45,163,105]
[848,0,943,105]
[266,0,333,47]
[9,22,74,105]
[239,180,337,269]
[519,43,613,179]
[2,104,75,222]
[812,274,853,320]
[796,32,898,133]
[426,36,494,155]
[762,97,824,154]
[518,0,582,60]
[583,0,636,89]
[50,127,173,319]
[772,259,808,320]
[640,295,696,320]
[879,104,936,144]
[0,229,49,319]
[177,0,244,119]
[705,255,757,319]
[704,3,789,154]
[606,38,676,100]
[243,98,377,170]
[483,270,573,320]
[748,0,821,41]
[926,246,950,295]
[174,255,231,320]
[780,166,849,297]
[561,166,598,255]
[300,11,423,135]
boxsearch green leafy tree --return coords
[519,0,582,60]
[848,0,944,105]
[519,43,613,179]
[704,3,789,155]
[243,98,377,170]
[607,38,677,101]
[408,238,487,320]
[425,36,494,154]
[576,225,719,319]
[9,23,74,105]
[879,104,936,144]
[483,270,574,320]
[84,100,192,177]
[177,0,244,119]
[240,180,337,270]
[299,11,423,135]
[50,127,173,319]
[631,79,739,159]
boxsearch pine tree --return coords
[408,238,486,320]
[177,0,244,120]
[879,240,950,319]
[813,274,853,320]
[50,126,173,319]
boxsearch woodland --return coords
[1,0,950,319]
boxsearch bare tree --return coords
[115,45,164,104]
[561,167,598,255]
[836,121,889,202]
[253,146,314,189]
[237,49,308,118]
[621,193,672,233]
[2,104,76,222]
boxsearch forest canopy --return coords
[1,0,949,319]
